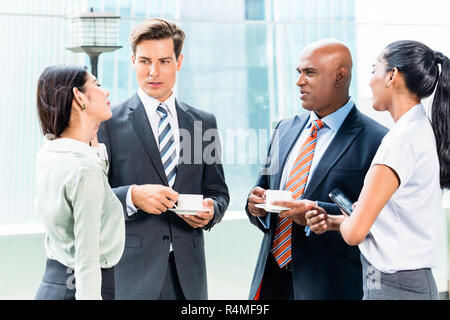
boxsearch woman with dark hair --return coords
[305,40,449,299]
[34,65,124,300]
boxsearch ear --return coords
[131,54,136,69]
[176,53,184,72]
[72,87,88,110]
[385,67,398,88]
[335,67,348,87]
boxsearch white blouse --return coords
[359,104,442,273]
[35,136,125,299]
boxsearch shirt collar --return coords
[137,87,177,118]
[43,134,98,158]
[393,103,426,128]
[307,98,354,132]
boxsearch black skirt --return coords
[35,258,115,300]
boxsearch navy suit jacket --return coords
[98,94,229,299]
[246,106,388,300]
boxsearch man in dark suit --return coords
[98,18,229,300]
[246,39,388,300]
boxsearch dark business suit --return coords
[98,94,229,300]
[246,105,387,300]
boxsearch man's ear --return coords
[335,67,348,87]
[176,53,184,71]
[131,54,136,69]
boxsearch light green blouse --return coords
[35,136,125,300]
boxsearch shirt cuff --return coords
[126,185,138,216]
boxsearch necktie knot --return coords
[157,103,168,118]
[309,119,324,136]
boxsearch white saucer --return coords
[171,207,210,215]
[255,203,290,213]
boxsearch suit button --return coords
[162,235,170,242]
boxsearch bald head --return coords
[302,39,353,80]
[296,39,353,117]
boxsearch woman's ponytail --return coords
[431,52,450,188]
[383,41,450,188]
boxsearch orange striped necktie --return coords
[271,119,325,268]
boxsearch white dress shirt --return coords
[359,104,442,273]
[126,88,180,215]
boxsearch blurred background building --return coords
[0,0,448,299]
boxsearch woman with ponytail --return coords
[305,40,449,299]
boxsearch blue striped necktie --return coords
[157,103,177,187]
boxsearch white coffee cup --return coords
[177,194,203,210]
[265,190,292,209]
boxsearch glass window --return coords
[0,0,360,225]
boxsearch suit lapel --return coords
[272,114,309,190]
[172,99,195,191]
[128,94,168,185]
[303,106,364,199]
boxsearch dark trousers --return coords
[35,258,115,300]
[258,254,294,300]
[160,252,185,300]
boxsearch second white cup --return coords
[265,190,292,209]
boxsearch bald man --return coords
[246,39,388,300]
